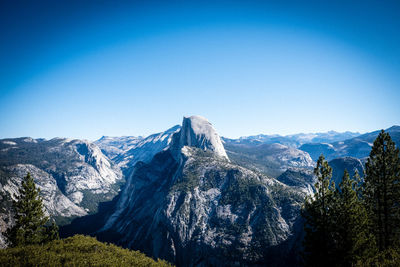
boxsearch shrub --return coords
[0,235,173,267]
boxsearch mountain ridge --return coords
[92,116,305,266]
[300,125,400,161]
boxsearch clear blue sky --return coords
[1,0,399,140]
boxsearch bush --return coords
[0,235,173,267]
[357,247,400,266]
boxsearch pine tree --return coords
[45,220,60,242]
[332,170,376,266]
[5,172,58,247]
[302,155,336,266]
[364,130,400,251]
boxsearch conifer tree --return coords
[302,155,336,266]
[333,170,376,266]
[364,130,400,251]
[45,220,60,242]
[6,172,58,247]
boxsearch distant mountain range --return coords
[0,118,399,264]
[299,125,400,161]
[224,130,361,148]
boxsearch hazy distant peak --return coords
[386,125,400,131]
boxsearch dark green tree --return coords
[332,170,376,266]
[45,220,60,242]
[364,130,400,251]
[302,155,336,266]
[6,172,58,247]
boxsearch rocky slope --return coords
[223,141,314,178]
[328,157,365,186]
[276,168,315,195]
[95,125,181,175]
[276,157,365,194]
[94,136,144,162]
[0,137,123,247]
[95,116,305,266]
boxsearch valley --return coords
[0,116,399,265]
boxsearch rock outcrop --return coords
[0,137,123,247]
[97,116,304,266]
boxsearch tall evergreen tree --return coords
[333,170,376,266]
[302,155,336,266]
[6,173,58,247]
[364,130,400,251]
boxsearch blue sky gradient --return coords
[1,0,399,140]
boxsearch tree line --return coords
[302,130,400,266]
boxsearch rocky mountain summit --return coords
[172,116,229,160]
[95,116,305,266]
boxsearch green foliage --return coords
[79,189,116,214]
[45,220,60,242]
[171,148,222,192]
[332,170,376,266]
[364,130,400,251]
[303,159,376,267]
[0,235,173,267]
[302,155,336,266]
[0,139,80,173]
[224,143,288,177]
[303,130,400,266]
[220,171,264,207]
[172,163,201,192]
[357,246,400,266]
[5,172,58,247]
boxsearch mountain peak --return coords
[173,115,229,160]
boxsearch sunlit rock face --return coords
[170,115,229,161]
[98,116,304,266]
[95,125,181,173]
[0,137,124,247]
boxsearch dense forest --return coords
[302,130,400,266]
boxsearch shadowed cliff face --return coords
[98,116,305,266]
[329,157,365,186]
